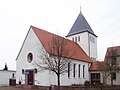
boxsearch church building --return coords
[16,11,97,86]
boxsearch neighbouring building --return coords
[89,61,104,84]
[90,46,120,85]
[0,64,16,86]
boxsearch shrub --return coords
[84,80,90,86]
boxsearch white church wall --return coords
[49,59,90,86]
[16,28,50,85]
[89,34,97,60]
[63,60,90,85]
[0,70,16,86]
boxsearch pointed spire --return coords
[66,11,96,37]
[80,3,81,13]
[3,63,8,70]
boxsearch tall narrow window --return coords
[111,72,116,80]
[75,37,77,42]
[78,36,80,42]
[83,65,85,78]
[73,63,76,77]
[112,57,116,65]
[72,37,74,42]
[68,63,70,78]
[78,64,81,78]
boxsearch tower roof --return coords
[66,12,96,37]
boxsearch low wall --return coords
[50,86,120,90]
[15,85,120,90]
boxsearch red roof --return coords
[90,46,120,71]
[31,26,93,63]
[90,61,105,71]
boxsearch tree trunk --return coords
[57,74,60,90]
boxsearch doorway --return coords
[25,70,34,85]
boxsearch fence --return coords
[49,86,120,90]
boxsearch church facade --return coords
[16,11,98,86]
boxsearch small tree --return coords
[102,47,120,86]
[34,35,73,90]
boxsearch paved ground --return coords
[0,86,39,90]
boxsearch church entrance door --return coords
[25,70,34,85]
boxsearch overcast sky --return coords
[0,0,120,70]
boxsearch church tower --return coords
[66,11,97,60]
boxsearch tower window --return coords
[72,37,74,42]
[78,36,80,42]
[75,37,77,42]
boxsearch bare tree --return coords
[34,35,73,90]
[102,47,120,86]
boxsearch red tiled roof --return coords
[31,26,93,63]
[89,61,105,71]
[90,46,120,71]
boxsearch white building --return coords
[0,64,16,86]
[66,11,97,60]
[16,26,93,86]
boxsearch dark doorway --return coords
[27,70,34,85]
